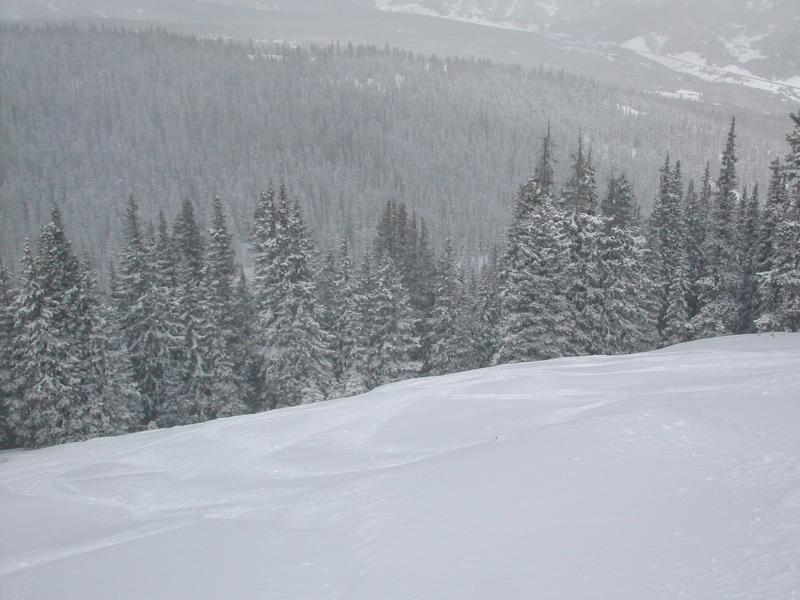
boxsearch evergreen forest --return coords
[0,25,789,278]
[1,104,798,448]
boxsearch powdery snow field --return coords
[1,334,799,599]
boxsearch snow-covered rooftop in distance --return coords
[2,334,799,599]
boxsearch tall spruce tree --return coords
[8,220,83,447]
[426,240,481,375]
[340,252,374,396]
[328,239,361,394]
[757,112,800,331]
[0,257,14,447]
[316,250,340,339]
[408,216,437,360]
[602,173,639,230]
[535,123,555,196]
[563,139,608,354]
[231,266,260,411]
[252,186,278,316]
[473,246,501,368]
[734,184,761,333]
[567,209,605,354]
[74,255,137,437]
[560,135,598,214]
[9,211,128,447]
[683,170,709,321]
[495,178,575,363]
[172,197,214,423]
[594,202,657,354]
[253,184,332,409]
[114,198,180,427]
[757,159,787,280]
[372,200,437,371]
[648,157,690,345]
[201,197,247,419]
[661,263,690,346]
[694,118,740,337]
[358,254,421,388]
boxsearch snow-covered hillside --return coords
[376,0,800,101]
[4,0,798,107]
[2,334,799,599]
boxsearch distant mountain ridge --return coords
[2,0,798,104]
[375,0,800,94]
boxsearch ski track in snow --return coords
[0,518,198,577]
[1,334,799,599]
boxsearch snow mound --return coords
[2,334,800,599]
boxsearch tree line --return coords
[0,113,797,449]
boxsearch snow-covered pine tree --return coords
[562,139,609,354]
[340,251,374,396]
[683,168,710,321]
[628,232,660,351]
[374,199,408,271]
[693,118,740,337]
[407,216,437,368]
[473,245,501,368]
[560,135,598,214]
[426,240,481,375]
[409,216,437,316]
[601,172,639,230]
[568,209,606,355]
[0,257,14,447]
[661,262,691,346]
[251,185,278,317]
[257,185,297,405]
[9,211,127,447]
[775,112,800,330]
[648,157,690,345]
[8,222,83,447]
[149,214,187,425]
[73,254,137,437]
[173,198,205,282]
[316,250,340,338]
[231,266,260,411]
[757,112,800,331]
[171,197,215,423]
[254,184,332,409]
[200,197,247,419]
[757,160,787,281]
[327,239,361,394]
[754,161,784,329]
[734,185,761,334]
[788,111,800,183]
[535,122,555,196]
[205,197,238,346]
[358,254,421,389]
[374,201,436,365]
[594,178,656,354]
[114,198,180,427]
[495,177,575,363]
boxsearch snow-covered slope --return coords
[2,334,799,599]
